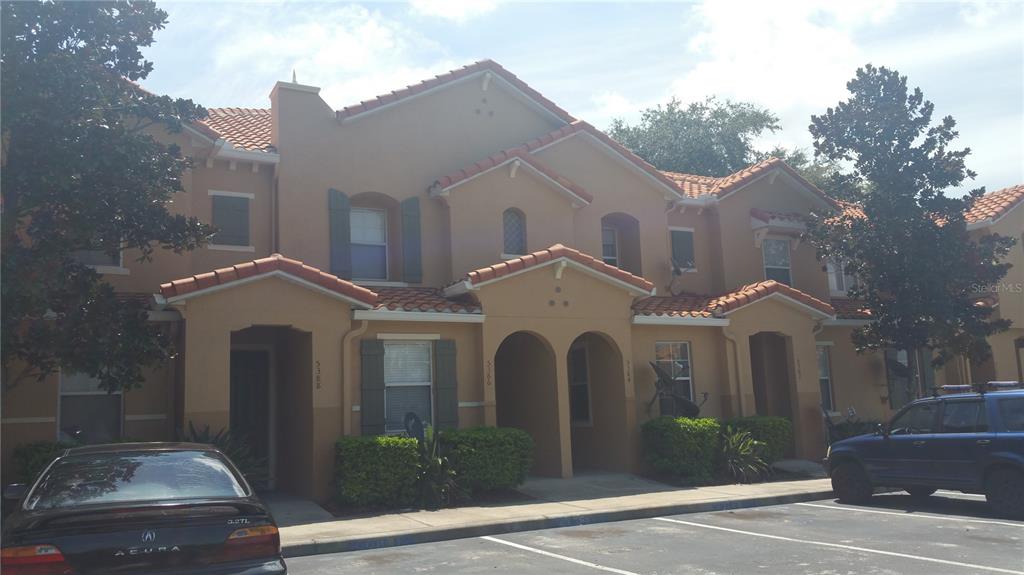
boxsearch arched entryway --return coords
[494,331,562,476]
[748,331,794,419]
[568,332,627,472]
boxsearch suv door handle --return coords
[912,440,926,446]
[977,439,992,445]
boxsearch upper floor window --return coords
[762,238,791,285]
[816,344,834,412]
[72,237,127,275]
[670,228,695,273]
[827,260,859,296]
[601,227,619,267]
[503,208,527,256]
[59,372,122,444]
[210,191,252,249]
[351,207,388,280]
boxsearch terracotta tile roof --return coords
[158,253,377,306]
[660,158,836,207]
[198,108,274,152]
[633,280,835,319]
[966,184,1024,225]
[375,287,481,314]
[460,243,655,294]
[830,298,872,320]
[335,60,575,124]
[431,148,593,204]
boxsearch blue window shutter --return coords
[328,189,352,279]
[434,340,458,430]
[401,197,422,283]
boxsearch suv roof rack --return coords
[938,381,1023,395]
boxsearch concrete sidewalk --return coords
[280,476,834,558]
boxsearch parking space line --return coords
[653,517,1024,574]
[480,536,642,575]
[938,490,987,499]
[795,502,1024,527]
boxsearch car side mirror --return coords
[3,484,27,501]
[875,423,888,437]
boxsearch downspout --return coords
[722,326,744,417]
[341,319,368,435]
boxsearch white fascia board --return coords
[632,315,729,327]
[353,310,485,323]
[214,144,280,165]
[163,270,375,309]
[435,157,590,207]
[339,71,569,126]
[447,257,654,297]
[722,292,835,320]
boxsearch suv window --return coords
[939,400,988,433]
[26,450,247,510]
[999,398,1024,431]
[889,401,938,435]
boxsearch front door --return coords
[230,349,271,488]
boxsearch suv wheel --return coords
[985,468,1024,519]
[905,486,936,499]
[831,462,873,504]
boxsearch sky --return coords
[141,0,1024,193]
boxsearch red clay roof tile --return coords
[830,298,872,320]
[967,184,1024,225]
[633,280,835,319]
[198,108,274,152]
[159,254,378,306]
[375,287,481,314]
[661,158,836,207]
[432,148,593,204]
[460,244,655,293]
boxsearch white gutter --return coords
[352,310,485,323]
[632,315,729,327]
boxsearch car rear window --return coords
[26,450,247,510]
[999,398,1024,431]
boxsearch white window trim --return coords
[57,370,124,442]
[669,226,697,273]
[568,341,594,427]
[78,245,128,276]
[827,259,859,297]
[351,207,389,282]
[655,341,695,402]
[208,190,255,199]
[602,226,620,267]
[816,344,835,412]
[762,237,793,286]
[383,341,433,433]
[377,333,441,341]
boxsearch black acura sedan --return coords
[1,443,286,574]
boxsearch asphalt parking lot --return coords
[288,491,1024,575]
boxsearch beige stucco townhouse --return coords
[3,60,1022,502]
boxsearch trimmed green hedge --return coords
[722,416,792,463]
[641,417,720,482]
[11,440,78,483]
[442,427,533,495]
[335,436,419,507]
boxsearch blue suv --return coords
[826,386,1024,518]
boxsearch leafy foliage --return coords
[11,440,79,483]
[608,97,780,176]
[722,416,792,463]
[718,426,770,483]
[641,416,720,483]
[807,64,1015,366]
[414,426,462,509]
[1,1,211,392]
[442,427,533,495]
[334,435,419,507]
[179,423,269,489]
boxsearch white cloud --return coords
[408,0,499,23]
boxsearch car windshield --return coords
[25,450,247,510]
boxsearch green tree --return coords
[807,64,1015,366]
[608,97,780,176]
[1,1,211,391]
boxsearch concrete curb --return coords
[281,487,834,558]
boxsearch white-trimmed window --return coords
[351,208,388,280]
[827,260,859,296]
[816,344,835,411]
[503,208,527,256]
[762,238,792,285]
[655,341,693,402]
[383,341,432,433]
[568,342,591,425]
[601,227,619,267]
[59,372,122,443]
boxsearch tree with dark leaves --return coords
[1,1,211,392]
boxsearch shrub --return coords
[179,422,269,488]
[335,435,418,507]
[441,427,533,495]
[641,416,720,482]
[722,416,792,463]
[718,426,770,483]
[11,440,78,483]
[415,427,461,509]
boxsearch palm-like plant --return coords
[415,426,462,509]
[719,426,771,483]
[180,422,269,489]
